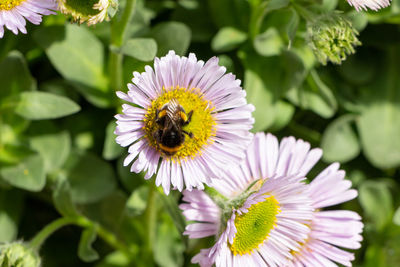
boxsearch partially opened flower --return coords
[307,13,361,65]
[57,0,115,26]
[180,133,363,266]
[180,133,318,266]
[0,242,41,267]
[0,0,57,38]
[115,51,254,194]
[347,0,391,11]
[289,163,363,267]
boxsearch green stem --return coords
[28,216,129,254]
[28,217,84,251]
[144,182,157,259]
[109,0,137,92]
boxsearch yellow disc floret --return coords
[0,0,25,10]
[230,196,281,256]
[143,86,216,162]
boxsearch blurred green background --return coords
[0,0,400,266]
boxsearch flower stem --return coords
[28,216,129,254]
[109,0,137,93]
[28,217,84,251]
[144,182,157,261]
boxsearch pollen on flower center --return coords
[0,0,25,10]
[143,86,216,161]
[230,195,281,256]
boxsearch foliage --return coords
[0,0,400,266]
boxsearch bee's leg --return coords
[184,110,194,125]
[183,130,193,138]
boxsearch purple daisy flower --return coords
[180,133,318,266]
[289,163,363,267]
[115,51,254,194]
[0,0,57,38]
[180,133,363,266]
[347,0,391,11]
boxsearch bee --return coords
[153,99,194,155]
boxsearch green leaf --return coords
[102,121,123,160]
[159,191,186,233]
[30,131,71,173]
[154,214,185,267]
[0,154,46,192]
[78,226,99,262]
[287,70,337,118]
[286,8,299,48]
[52,178,79,217]
[269,101,295,131]
[268,0,290,10]
[254,28,283,57]
[356,49,400,169]
[0,190,23,242]
[126,185,148,217]
[151,22,191,56]
[16,91,80,120]
[359,180,393,230]
[357,103,400,169]
[34,25,111,108]
[65,152,117,204]
[97,251,130,267]
[34,25,108,90]
[394,206,400,225]
[211,27,247,52]
[321,115,360,163]
[120,38,157,62]
[347,10,368,32]
[244,68,276,131]
[0,51,35,102]
[0,145,35,165]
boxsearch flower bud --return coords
[57,0,117,26]
[307,13,361,65]
[0,242,41,267]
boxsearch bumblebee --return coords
[153,99,194,155]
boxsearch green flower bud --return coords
[57,0,117,26]
[307,13,361,65]
[0,242,41,267]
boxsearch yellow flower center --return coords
[143,86,216,162]
[0,0,24,10]
[230,196,281,255]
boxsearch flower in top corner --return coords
[57,0,116,26]
[0,0,57,38]
[115,50,255,195]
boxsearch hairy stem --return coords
[109,0,137,92]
